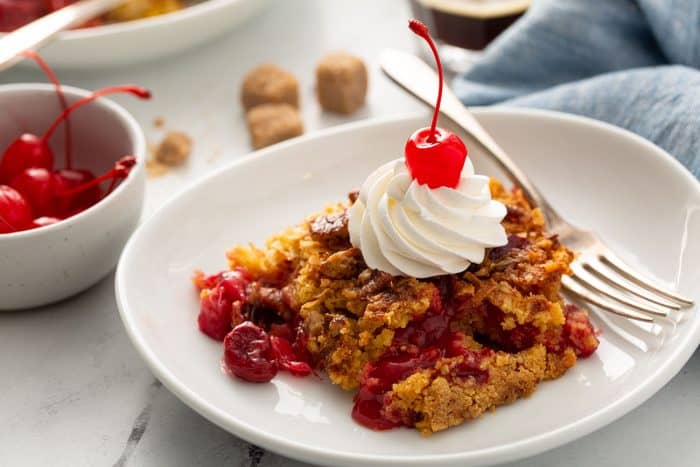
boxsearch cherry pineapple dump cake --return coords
[191,19,598,435]
[192,180,599,434]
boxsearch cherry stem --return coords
[42,85,151,143]
[57,155,137,198]
[21,50,73,168]
[409,19,443,144]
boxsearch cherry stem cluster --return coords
[43,86,151,142]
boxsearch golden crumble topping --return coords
[196,179,598,434]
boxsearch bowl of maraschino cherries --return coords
[0,54,150,310]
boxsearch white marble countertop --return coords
[1,1,698,466]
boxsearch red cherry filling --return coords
[199,287,235,341]
[196,269,250,341]
[0,1,101,32]
[195,269,315,380]
[0,185,33,233]
[223,322,278,383]
[270,335,313,377]
[0,0,44,32]
[404,19,468,189]
[352,278,490,430]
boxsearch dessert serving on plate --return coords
[191,20,599,435]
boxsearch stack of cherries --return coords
[0,53,150,234]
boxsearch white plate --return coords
[116,110,700,467]
[3,0,268,68]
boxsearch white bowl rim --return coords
[0,83,146,240]
[0,0,246,42]
[115,109,700,466]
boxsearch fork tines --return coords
[563,251,693,323]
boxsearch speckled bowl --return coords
[0,84,146,310]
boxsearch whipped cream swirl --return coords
[348,158,507,278]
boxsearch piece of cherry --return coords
[404,19,467,189]
[223,322,278,383]
[0,185,33,234]
[0,85,150,184]
[269,335,313,377]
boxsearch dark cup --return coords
[410,0,529,73]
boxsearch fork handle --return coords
[380,50,564,228]
[441,89,564,227]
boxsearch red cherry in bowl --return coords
[0,134,53,184]
[9,167,54,217]
[52,168,101,216]
[405,127,467,189]
[0,185,33,233]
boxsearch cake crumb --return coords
[153,116,165,128]
[146,159,169,178]
[155,131,192,166]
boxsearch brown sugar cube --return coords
[316,52,368,114]
[246,103,303,149]
[155,131,192,166]
[241,64,299,110]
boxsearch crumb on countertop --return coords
[146,158,170,178]
[155,131,192,166]
[153,116,165,128]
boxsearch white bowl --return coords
[116,111,700,466]
[0,84,146,310]
[3,0,268,69]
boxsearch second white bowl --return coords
[3,0,269,69]
[0,84,146,310]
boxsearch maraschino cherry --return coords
[404,19,467,189]
[0,84,149,185]
[0,52,151,234]
[0,185,33,234]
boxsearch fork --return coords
[380,49,694,322]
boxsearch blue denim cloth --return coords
[453,0,700,179]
